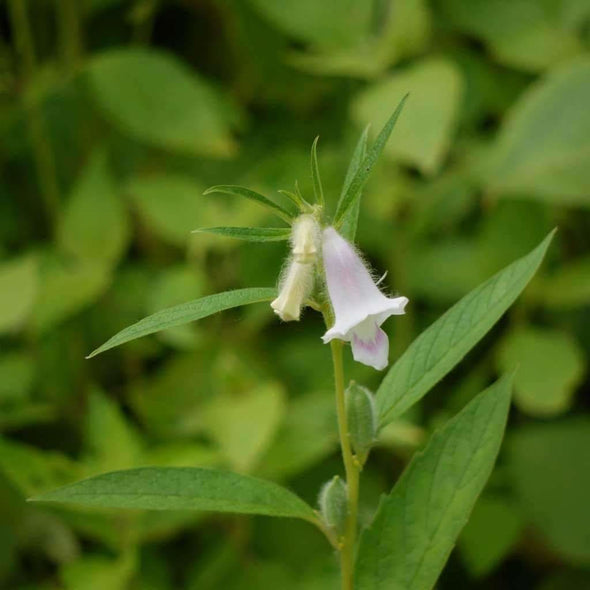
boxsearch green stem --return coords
[55,0,83,74]
[8,0,60,232]
[329,337,361,590]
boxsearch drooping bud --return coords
[271,259,313,321]
[291,214,320,263]
[318,475,348,537]
[271,214,320,322]
[346,382,377,462]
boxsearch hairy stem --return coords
[329,338,361,590]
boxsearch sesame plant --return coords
[31,98,554,590]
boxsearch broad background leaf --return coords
[508,419,590,563]
[0,255,37,334]
[377,230,554,426]
[59,148,129,266]
[352,58,462,174]
[356,374,513,590]
[86,49,236,156]
[496,327,585,417]
[485,57,590,202]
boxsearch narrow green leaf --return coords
[377,230,555,426]
[278,189,309,211]
[338,125,369,241]
[193,226,291,242]
[87,287,276,358]
[204,185,294,223]
[310,136,325,206]
[30,466,318,523]
[334,94,408,228]
[356,374,514,590]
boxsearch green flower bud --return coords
[318,476,348,537]
[346,382,377,462]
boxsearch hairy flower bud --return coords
[346,382,377,462]
[291,214,320,263]
[318,475,348,537]
[271,214,320,321]
[271,259,313,321]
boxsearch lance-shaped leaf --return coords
[338,125,369,241]
[334,94,408,229]
[192,226,291,242]
[204,185,294,223]
[87,288,276,358]
[311,136,325,207]
[377,230,554,426]
[356,373,513,590]
[30,466,318,523]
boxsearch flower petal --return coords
[351,324,389,371]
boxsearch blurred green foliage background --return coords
[1,1,589,588]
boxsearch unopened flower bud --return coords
[318,475,348,537]
[271,214,320,322]
[271,258,313,321]
[346,382,377,462]
[291,214,320,263]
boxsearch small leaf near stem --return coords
[204,185,294,223]
[311,136,325,207]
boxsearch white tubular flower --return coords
[271,214,320,322]
[321,227,408,371]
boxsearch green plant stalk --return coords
[8,0,60,232]
[329,337,361,590]
[55,0,83,73]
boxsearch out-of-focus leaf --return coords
[32,467,319,523]
[31,253,111,334]
[204,185,294,223]
[59,149,129,266]
[85,388,143,472]
[440,0,586,72]
[406,238,488,304]
[509,419,590,563]
[356,374,513,590]
[458,496,524,577]
[0,254,38,334]
[126,175,204,247]
[193,226,291,242]
[486,58,590,202]
[0,352,35,404]
[205,383,286,473]
[86,49,236,156]
[144,443,221,469]
[0,439,82,496]
[257,390,337,480]
[87,287,276,358]
[61,554,134,590]
[497,327,585,417]
[377,230,554,427]
[335,95,408,227]
[247,0,372,49]
[352,58,462,174]
[529,256,590,308]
